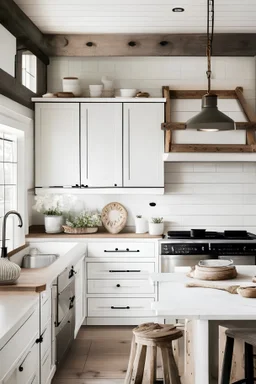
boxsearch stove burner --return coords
[167,230,256,240]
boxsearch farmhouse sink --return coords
[22,253,59,268]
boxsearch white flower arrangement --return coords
[66,211,101,228]
[33,194,76,216]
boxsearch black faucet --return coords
[1,210,23,258]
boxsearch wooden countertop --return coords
[26,225,162,239]
[0,243,86,292]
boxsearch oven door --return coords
[218,255,256,265]
[56,308,75,365]
[57,278,75,327]
[161,254,212,272]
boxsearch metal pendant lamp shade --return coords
[185,0,235,132]
[186,94,235,132]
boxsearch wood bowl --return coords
[237,286,256,298]
[188,265,237,281]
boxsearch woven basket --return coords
[62,225,98,234]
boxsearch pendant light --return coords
[186,0,235,132]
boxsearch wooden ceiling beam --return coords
[0,0,50,65]
[45,33,256,57]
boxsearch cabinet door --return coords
[123,103,164,187]
[35,103,80,187]
[80,103,122,187]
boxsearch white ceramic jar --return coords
[44,215,64,233]
[135,217,148,234]
[149,222,164,236]
[62,77,81,96]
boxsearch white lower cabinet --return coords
[86,241,158,325]
[74,256,86,337]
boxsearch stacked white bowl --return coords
[89,85,103,97]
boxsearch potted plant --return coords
[63,211,101,234]
[149,217,164,236]
[33,194,66,233]
[135,215,148,234]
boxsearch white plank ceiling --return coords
[14,0,256,34]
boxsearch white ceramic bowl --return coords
[62,77,81,96]
[89,85,103,92]
[120,88,137,97]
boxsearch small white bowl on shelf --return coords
[119,88,137,97]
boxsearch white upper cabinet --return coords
[35,103,80,187]
[80,103,122,187]
[123,103,164,187]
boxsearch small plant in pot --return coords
[149,217,164,236]
[135,215,148,234]
[64,211,101,234]
[33,194,66,233]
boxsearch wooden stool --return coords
[220,328,256,384]
[124,322,183,384]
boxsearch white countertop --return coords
[32,97,166,103]
[150,266,256,320]
[0,291,39,349]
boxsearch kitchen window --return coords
[0,132,18,251]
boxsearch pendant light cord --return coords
[206,0,214,94]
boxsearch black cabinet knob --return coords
[116,284,121,287]
[86,42,93,47]
[19,366,24,372]
[160,40,169,46]
[114,184,117,187]
[128,41,136,47]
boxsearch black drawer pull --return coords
[111,306,130,309]
[116,284,121,287]
[109,270,141,273]
[104,249,140,253]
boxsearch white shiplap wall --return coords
[31,162,256,234]
[30,55,256,232]
[47,56,256,110]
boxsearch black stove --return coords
[167,230,256,240]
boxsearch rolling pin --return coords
[186,282,240,294]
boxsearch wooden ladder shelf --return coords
[162,86,256,153]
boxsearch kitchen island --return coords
[150,266,256,384]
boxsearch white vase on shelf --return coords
[135,217,148,234]
[44,215,64,234]
[149,222,164,236]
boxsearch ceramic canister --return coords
[0,258,21,284]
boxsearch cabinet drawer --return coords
[88,279,155,294]
[87,242,155,258]
[41,320,51,361]
[87,262,154,279]
[0,308,39,379]
[88,297,155,317]
[41,348,51,384]
[3,340,38,384]
[41,297,51,332]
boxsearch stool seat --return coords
[220,328,256,384]
[125,322,183,384]
[226,328,256,346]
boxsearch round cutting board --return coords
[101,202,127,234]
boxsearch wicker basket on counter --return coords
[62,225,98,234]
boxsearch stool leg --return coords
[143,346,157,384]
[132,343,147,384]
[167,343,181,384]
[124,335,137,384]
[244,342,254,384]
[220,336,234,384]
[161,348,171,384]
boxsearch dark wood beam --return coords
[169,90,239,99]
[170,144,255,153]
[0,0,50,65]
[161,122,256,131]
[45,34,256,57]
[0,69,36,110]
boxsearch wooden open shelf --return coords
[162,86,256,153]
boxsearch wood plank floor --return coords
[52,326,135,384]
[53,325,166,384]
